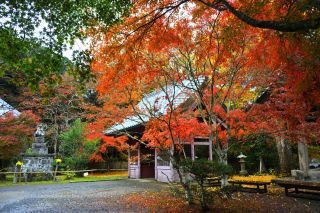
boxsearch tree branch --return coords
[198,0,320,32]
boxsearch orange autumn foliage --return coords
[88,0,320,157]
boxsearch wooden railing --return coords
[0,169,127,175]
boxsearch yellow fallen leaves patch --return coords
[231,175,277,182]
[88,171,128,177]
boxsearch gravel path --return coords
[0,179,168,213]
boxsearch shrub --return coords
[64,172,76,180]
[188,159,232,209]
[26,173,53,182]
[174,158,233,210]
[0,173,6,181]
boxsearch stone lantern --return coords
[237,153,248,176]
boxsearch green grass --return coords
[0,171,128,187]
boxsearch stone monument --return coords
[21,124,54,180]
[237,153,248,176]
[31,123,49,154]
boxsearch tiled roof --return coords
[104,77,205,135]
[0,98,21,117]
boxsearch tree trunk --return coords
[176,167,193,204]
[275,135,293,175]
[53,112,58,157]
[217,149,229,187]
[259,156,266,173]
[53,136,57,157]
[298,139,309,178]
[199,181,208,211]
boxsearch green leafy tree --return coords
[0,29,68,90]
[0,0,131,89]
[59,118,98,171]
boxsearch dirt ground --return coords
[120,184,320,213]
[1,179,319,212]
[0,179,167,212]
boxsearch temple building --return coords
[104,78,215,182]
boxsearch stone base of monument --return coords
[291,169,320,181]
[21,154,54,181]
[22,154,54,171]
[291,170,307,180]
[309,169,320,181]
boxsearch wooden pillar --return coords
[127,149,130,178]
[155,149,158,180]
[13,166,17,184]
[209,138,213,161]
[138,144,141,178]
[191,139,195,161]
[170,145,174,181]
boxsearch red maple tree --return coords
[0,111,38,160]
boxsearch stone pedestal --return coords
[22,155,54,173]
